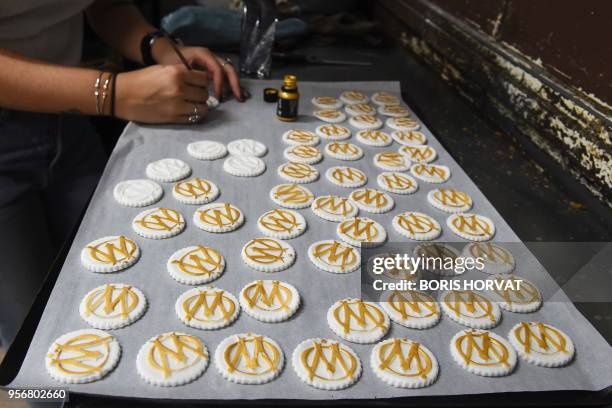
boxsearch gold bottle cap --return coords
[283,75,297,89]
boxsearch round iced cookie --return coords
[283,145,322,164]
[277,161,319,183]
[316,124,351,140]
[311,195,358,222]
[81,235,140,273]
[371,338,439,388]
[239,280,300,322]
[193,202,244,233]
[132,207,185,239]
[355,129,392,147]
[113,179,162,207]
[175,286,239,330]
[451,329,517,377]
[312,96,343,109]
[386,117,420,131]
[167,245,225,285]
[282,129,320,146]
[349,188,394,214]
[399,145,437,163]
[373,152,410,171]
[377,172,418,194]
[447,213,495,241]
[380,290,441,329]
[441,290,501,329]
[186,140,227,160]
[227,138,267,157]
[462,242,515,275]
[327,298,390,343]
[337,217,386,247]
[392,211,441,240]
[410,163,451,183]
[215,333,284,384]
[242,237,296,272]
[314,108,346,123]
[146,158,191,182]
[345,103,376,116]
[269,183,314,209]
[223,155,266,177]
[137,332,208,386]
[349,114,383,130]
[413,243,462,276]
[378,105,410,117]
[325,141,363,161]
[391,130,427,146]
[292,338,361,390]
[508,322,575,367]
[427,188,472,213]
[46,329,120,384]
[340,90,368,105]
[172,177,219,205]
[258,208,306,239]
[325,166,367,188]
[490,274,542,313]
[308,240,361,273]
[79,284,146,329]
[371,91,400,106]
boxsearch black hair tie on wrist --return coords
[110,73,118,117]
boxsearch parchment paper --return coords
[9,80,612,399]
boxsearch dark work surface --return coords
[2,44,611,407]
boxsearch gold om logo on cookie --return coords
[48,332,113,375]
[314,196,355,217]
[375,152,409,170]
[351,188,389,208]
[448,213,495,240]
[380,173,415,190]
[431,188,471,209]
[181,288,237,324]
[318,124,349,137]
[468,243,513,266]
[280,162,317,179]
[412,163,449,181]
[393,117,419,128]
[286,129,316,143]
[243,238,290,265]
[512,322,569,355]
[315,96,338,105]
[272,184,313,205]
[349,103,375,114]
[328,142,359,155]
[311,240,359,272]
[83,284,139,319]
[400,146,436,163]
[87,236,137,265]
[224,334,281,375]
[198,203,242,227]
[377,339,434,378]
[260,209,302,234]
[492,276,541,307]
[331,299,387,335]
[328,167,366,185]
[172,245,223,277]
[454,330,512,368]
[301,339,359,381]
[135,208,184,231]
[148,332,207,378]
[339,217,381,242]
[316,109,342,119]
[289,145,319,159]
[174,178,214,199]
[443,290,496,322]
[393,130,426,145]
[387,290,438,320]
[242,280,293,312]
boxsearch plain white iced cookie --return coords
[345,103,376,116]
[355,129,392,147]
[146,158,191,182]
[413,243,462,276]
[79,284,146,329]
[399,145,437,163]
[227,138,267,157]
[371,338,439,388]
[340,90,368,105]
[447,213,495,241]
[314,109,346,123]
[327,298,390,343]
[392,211,441,240]
[308,240,361,273]
[373,152,411,171]
[391,130,427,146]
[167,245,225,285]
[316,124,351,140]
[242,237,296,272]
[490,274,542,313]
[380,290,441,329]
[172,178,219,205]
[277,161,319,183]
[410,163,451,183]
[269,183,314,209]
[450,329,516,377]
[81,235,140,273]
[46,329,120,384]
[137,332,208,386]
[378,105,410,117]
[337,216,386,247]
[349,114,383,130]
[193,202,244,233]
[440,290,501,329]
[386,117,420,131]
[132,207,185,239]
[292,338,361,390]
[324,141,363,161]
[175,286,239,330]
[311,195,358,222]
[239,280,300,322]
[113,179,163,207]
[349,188,394,214]
[282,129,320,146]
[462,242,515,275]
[258,208,306,239]
[215,333,284,384]
[427,188,472,213]
[223,155,266,177]
[508,322,574,367]
[377,172,418,194]
[326,166,367,188]
[311,96,343,109]
[371,91,400,106]
[283,145,322,164]
[186,140,227,160]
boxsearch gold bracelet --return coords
[94,71,104,115]
[100,73,111,116]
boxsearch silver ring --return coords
[219,57,233,68]
[189,103,202,124]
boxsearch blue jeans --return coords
[0,109,105,348]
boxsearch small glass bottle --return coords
[277,74,299,121]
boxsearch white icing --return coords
[113,179,162,207]
[223,155,266,176]
[146,158,191,182]
[227,139,267,157]
[186,140,227,160]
